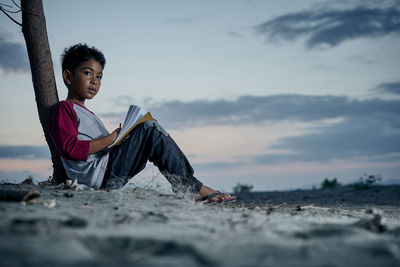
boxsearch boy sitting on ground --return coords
[49,43,235,203]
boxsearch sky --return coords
[0,0,399,191]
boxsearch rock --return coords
[63,217,88,228]
[365,208,383,216]
[0,189,41,202]
[63,192,74,198]
[42,199,56,208]
[20,177,35,185]
[354,212,387,233]
[265,207,274,215]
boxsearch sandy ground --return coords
[0,180,399,267]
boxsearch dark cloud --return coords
[0,145,50,159]
[0,33,29,72]
[195,107,400,167]
[254,115,400,164]
[255,5,400,48]
[374,82,400,95]
[144,95,400,129]
[103,94,400,129]
[102,94,400,166]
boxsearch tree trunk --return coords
[21,0,67,184]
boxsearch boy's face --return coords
[63,59,103,103]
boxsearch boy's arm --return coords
[88,127,120,155]
[50,102,90,161]
[50,102,120,160]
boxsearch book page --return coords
[109,105,152,148]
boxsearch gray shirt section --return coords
[61,104,110,189]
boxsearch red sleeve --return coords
[49,101,90,161]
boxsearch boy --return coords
[49,43,235,203]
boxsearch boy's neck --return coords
[66,94,85,106]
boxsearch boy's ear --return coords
[62,69,73,86]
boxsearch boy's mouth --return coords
[88,88,97,94]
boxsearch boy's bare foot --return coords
[197,184,235,202]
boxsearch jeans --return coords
[102,120,203,193]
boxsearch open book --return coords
[109,105,154,148]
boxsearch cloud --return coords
[195,107,400,167]
[102,94,400,166]
[349,55,376,64]
[0,145,50,160]
[254,115,400,164]
[143,95,400,129]
[374,82,400,95]
[255,5,400,48]
[193,161,240,171]
[0,33,29,72]
[103,94,400,129]
[227,31,244,38]
[110,95,136,106]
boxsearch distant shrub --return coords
[321,178,341,189]
[232,183,254,193]
[350,174,382,190]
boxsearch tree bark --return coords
[21,0,67,184]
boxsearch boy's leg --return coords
[102,120,203,193]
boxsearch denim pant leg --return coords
[102,120,203,193]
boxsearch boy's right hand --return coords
[111,123,122,142]
[89,123,122,155]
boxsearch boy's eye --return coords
[84,71,91,76]
[97,75,102,80]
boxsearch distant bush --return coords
[350,174,382,190]
[321,178,341,189]
[232,183,254,193]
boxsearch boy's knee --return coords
[143,120,169,137]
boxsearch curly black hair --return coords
[61,43,106,73]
